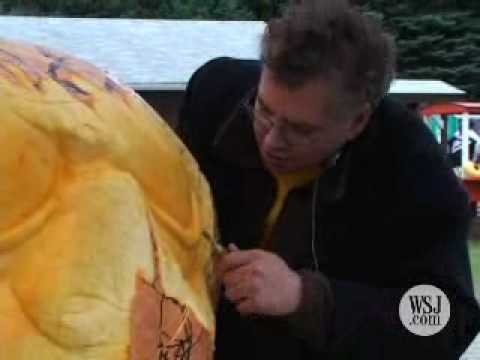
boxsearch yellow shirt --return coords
[261,166,322,249]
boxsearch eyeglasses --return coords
[242,94,323,147]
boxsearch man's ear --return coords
[346,103,372,141]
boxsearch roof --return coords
[0,16,468,99]
[422,102,480,116]
[0,16,265,90]
[388,79,466,102]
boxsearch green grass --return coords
[469,241,480,298]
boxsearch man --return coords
[178,0,480,359]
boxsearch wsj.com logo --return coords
[399,284,451,336]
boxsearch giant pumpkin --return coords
[0,39,219,360]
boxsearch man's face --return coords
[253,67,369,174]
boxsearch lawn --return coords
[469,240,480,298]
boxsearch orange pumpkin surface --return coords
[0,39,218,360]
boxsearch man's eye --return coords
[257,104,270,117]
[292,126,313,136]
[254,107,272,126]
[259,115,273,128]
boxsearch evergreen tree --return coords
[363,1,480,98]
[391,12,479,97]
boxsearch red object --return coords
[463,179,480,202]
[421,102,480,116]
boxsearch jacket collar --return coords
[212,87,264,169]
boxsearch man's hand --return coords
[217,244,302,316]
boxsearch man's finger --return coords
[225,282,249,303]
[223,264,252,289]
[228,243,239,252]
[236,297,258,316]
[217,250,258,278]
